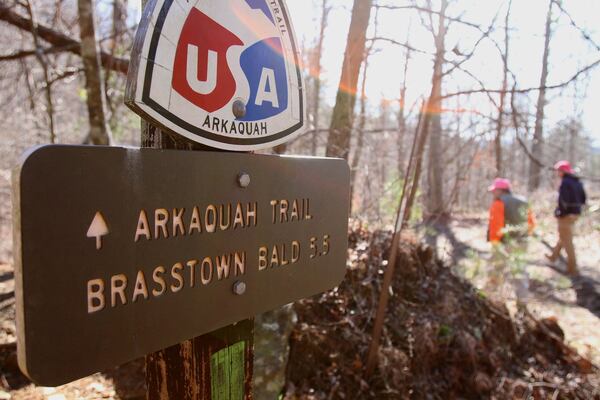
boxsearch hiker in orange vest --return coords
[488,178,535,243]
[487,178,535,303]
[546,161,587,276]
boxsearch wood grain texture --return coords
[146,320,254,400]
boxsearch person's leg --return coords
[561,216,578,275]
[548,220,563,261]
[488,244,505,289]
[512,238,530,304]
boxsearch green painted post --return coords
[145,318,254,400]
[210,341,246,399]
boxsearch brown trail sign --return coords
[13,146,349,386]
[13,0,350,396]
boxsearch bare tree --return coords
[403,0,448,223]
[350,6,379,211]
[310,0,331,156]
[350,59,369,211]
[325,0,373,160]
[425,0,448,218]
[77,0,113,145]
[495,0,512,176]
[0,3,130,74]
[104,0,128,118]
[24,0,56,143]
[529,0,554,191]
[397,45,411,176]
[274,2,331,158]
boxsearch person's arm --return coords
[527,208,536,235]
[489,200,505,243]
[556,181,568,217]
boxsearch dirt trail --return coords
[438,212,600,366]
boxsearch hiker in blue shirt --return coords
[546,161,587,276]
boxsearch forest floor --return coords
[434,209,600,366]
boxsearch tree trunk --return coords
[425,0,448,218]
[397,48,410,177]
[403,0,448,225]
[529,0,554,191]
[77,0,113,145]
[105,0,128,121]
[495,0,512,177]
[24,0,56,143]
[325,0,372,160]
[376,100,389,220]
[311,0,330,156]
[568,123,577,163]
[349,58,369,213]
[402,105,428,229]
[350,5,379,212]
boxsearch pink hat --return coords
[554,160,574,174]
[488,178,511,192]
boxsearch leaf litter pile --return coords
[283,225,600,399]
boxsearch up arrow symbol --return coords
[87,211,109,250]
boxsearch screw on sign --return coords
[238,172,251,188]
[12,0,351,398]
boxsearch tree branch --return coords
[0,43,76,61]
[24,0,56,143]
[510,86,546,169]
[553,1,600,52]
[368,36,433,55]
[440,58,600,100]
[374,3,483,30]
[0,1,129,73]
[46,67,82,86]
[442,9,502,78]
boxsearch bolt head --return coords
[233,281,247,295]
[238,172,251,188]
[232,100,247,119]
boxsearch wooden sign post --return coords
[130,0,307,393]
[140,126,255,399]
[12,0,350,397]
[130,115,257,392]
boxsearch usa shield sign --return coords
[126,0,306,151]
